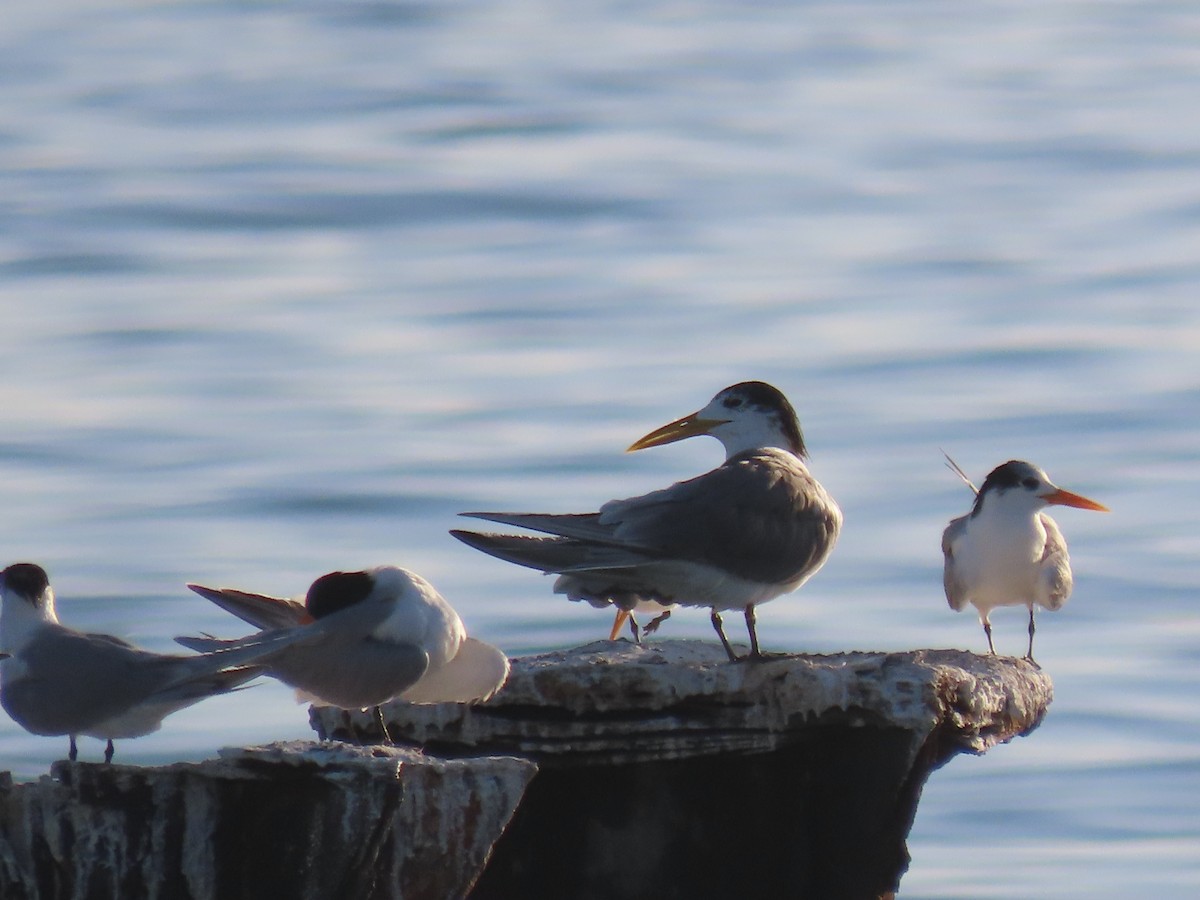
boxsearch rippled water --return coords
[2,2,1199,895]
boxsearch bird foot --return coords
[641,610,671,637]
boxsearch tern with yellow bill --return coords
[452,381,843,660]
[942,459,1109,661]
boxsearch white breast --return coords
[953,505,1048,613]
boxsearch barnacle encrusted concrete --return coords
[0,741,535,900]
[317,640,1053,900]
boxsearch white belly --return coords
[956,516,1047,614]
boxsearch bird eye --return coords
[1022,477,1038,489]
[723,396,743,409]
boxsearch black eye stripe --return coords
[711,381,806,458]
[972,460,1049,515]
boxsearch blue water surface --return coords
[2,2,1198,896]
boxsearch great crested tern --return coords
[0,562,299,763]
[452,381,843,660]
[942,459,1109,661]
[177,565,510,739]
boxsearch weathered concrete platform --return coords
[0,741,536,900]
[316,640,1054,900]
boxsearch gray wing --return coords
[447,529,667,609]
[174,634,227,653]
[941,513,971,611]
[186,584,310,630]
[287,636,430,709]
[459,512,621,545]
[1037,512,1074,611]
[1,627,260,736]
[449,530,646,574]
[179,588,394,653]
[460,449,842,586]
[178,631,430,709]
[177,595,431,708]
[601,450,842,584]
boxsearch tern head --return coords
[305,570,376,619]
[627,381,806,459]
[971,460,1109,518]
[0,563,56,616]
[0,564,59,633]
[303,566,435,621]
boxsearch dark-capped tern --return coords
[452,381,843,660]
[176,566,510,739]
[0,562,299,763]
[942,459,1109,661]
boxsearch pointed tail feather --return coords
[172,624,311,676]
[187,583,312,630]
[181,665,263,696]
[151,665,264,708]
[458,511,616,543]
[174,634,231,654]
[451,529,646,574]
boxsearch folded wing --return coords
[458,448,841,589]
[186,584,312,630]
[941,513,971,611]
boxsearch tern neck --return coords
[972,488,1044,523]
[716,428,806,460]
[0,593,58,652]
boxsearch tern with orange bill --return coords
[941,459,1109,661]
[452,381,842,660]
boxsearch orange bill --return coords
[1044,488,1109,512]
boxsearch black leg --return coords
[744,606,762,659]
[643,609,671,637]
[1025,606,1037,662]
[711,609,737,661]
[68,736,78,762]
[982,619,996,655]
[104,739,115,764]
[374,705,393,745]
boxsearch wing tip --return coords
[458,511,516,523]
[186,582,223,600]
[449,527,489,547]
